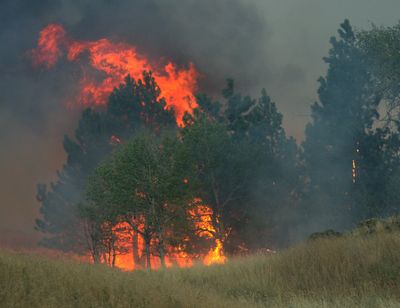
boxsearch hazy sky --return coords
[0,0,399,247]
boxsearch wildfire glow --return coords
[203,239,226,265]
[31,25,225,271]
[102,203,226,271]
[109,221,195,271]
[31,24,199,125]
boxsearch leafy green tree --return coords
[85,133,191,269]
[181,115,246,252]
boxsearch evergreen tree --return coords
[36,109,111,253]
[302,20,384,227]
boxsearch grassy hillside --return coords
[1,232,400,307]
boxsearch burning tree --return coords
[180,80,300,252]
[33,23,300,267]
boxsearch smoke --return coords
[0,0,399,247]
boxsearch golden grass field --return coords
[1,230,400,307]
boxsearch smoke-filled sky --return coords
[0,0,399,247]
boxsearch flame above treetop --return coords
[31,24,199,125]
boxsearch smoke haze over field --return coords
[0,0,399,247]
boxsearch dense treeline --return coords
[36,20,400,266]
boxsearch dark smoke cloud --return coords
[0,0,399,247]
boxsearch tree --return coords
[180,115,245,252]
[223,81,301,249]
[354,23,400,217]
[181,80,300,251]
[359,23,400,122]
[85,133,191,269]
[36,109,111,253]
[354,127,400,217]
[302,20,392,228]
[107,73,176,137]
[36,72,177,254]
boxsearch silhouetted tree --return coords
[302,20,400,227]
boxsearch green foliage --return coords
[182,80,301,251]
[107,73,176,138]
[84,132,194,266]
[87,132,190,219]
[359,23,400,108]
[181,114,251,251]
[352,216,400,236]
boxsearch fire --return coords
[31,24,199,125]
[190,202,227,266]
[31,25,225,270]
[110,135,122,145]
[31,24,66,69]
[352,159,356,183]
[109,221,195,271]
[96,202,226,271]
[203,239,226,265]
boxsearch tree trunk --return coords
[144,235,151,270]
[111,245,116,267]
[92,250,100,264]
[159,247,165,268]
[132,231,141,269]
[211,200,226,252]
[158,236,166,268]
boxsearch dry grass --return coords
[1,232,400,307]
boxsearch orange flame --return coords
[352,159,356,183]
[191,203,227,266]
[203,239,226,265]
[110,135,122,145]
[31,24,199,125]
[98,202,226,271]
[110,221,195,271]
[31,25,225,270]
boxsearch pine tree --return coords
[302,20,382,227]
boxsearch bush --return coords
[308,229,342,241]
